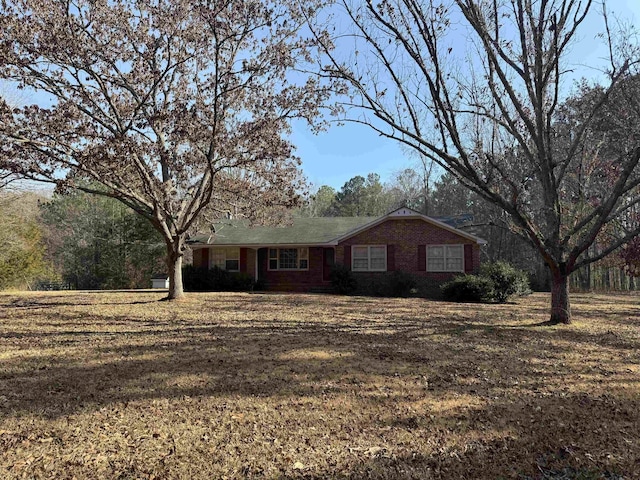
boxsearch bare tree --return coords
[388,156,440,214]
[0,0,331,299]
[310,0,640,323]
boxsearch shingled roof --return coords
[188,208,485,247]
[189,217,376,246]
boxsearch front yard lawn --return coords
[0,291,639,478]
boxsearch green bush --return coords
[441,275,495,303]
[330,264,358,295]
[228,272,255,291]
[182,265,254,292]
[442,261,531,303]
[480,261,531,302]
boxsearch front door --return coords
[323,248,335,282]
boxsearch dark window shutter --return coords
[201,248,210,268]
[418,245,426,271]
[464,244,473,273]
[344,245,351,270]
[387,244,395,271]
[240,248,248,273]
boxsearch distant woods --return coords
[0,189,165,291]
[0,192,50,290]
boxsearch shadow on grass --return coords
[2,296,162,310]
[1,292,639,477]
[1,301,639,413]
[275,438,628,479]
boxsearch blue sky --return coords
[292,120,408,192]
[296,0,640,191]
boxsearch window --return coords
[268,247,308,270]
[210,247,240,271]
[427,245,463,272]
[351,245,387,272]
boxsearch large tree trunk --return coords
[166,243,185,301]
[550,271,571,324]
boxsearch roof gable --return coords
[334,207,487,245]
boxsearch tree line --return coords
[0,188,165,291]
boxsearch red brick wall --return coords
[470,244,480,272]
[336,219,480,280]
[260,247,326,291]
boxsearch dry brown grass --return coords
[0,291,639,479]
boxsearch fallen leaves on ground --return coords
[0,290,639,479]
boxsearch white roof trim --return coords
[332,206,488,245]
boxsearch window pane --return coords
[353,258,369,270]
[428,246,444,258]
[212,248,225,270]
[446,258,463,271]
[299,259,308,269]
[227,248,240,260]
[370,257,386,270]
[269,248,278,259]
[446,245,463,258]
[279,248,298,269]
[299,247,308,259]
[427,258,445,271]
[366,246,384,270]
[269,259,278,270]
[353,246,368,258]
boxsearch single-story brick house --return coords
[188,207,486,291]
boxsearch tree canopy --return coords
[0,0,332,299]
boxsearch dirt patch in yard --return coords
[0,291,639,479]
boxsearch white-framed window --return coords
[268,247,309,270]
[352,245,387,272]
[427,245,464,272]
[210,247,240,272]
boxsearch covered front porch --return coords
[191,246,336,292]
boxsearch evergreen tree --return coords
[41,190,165,289]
